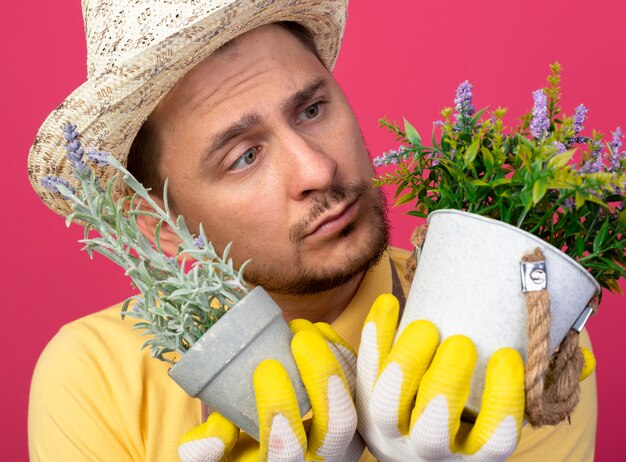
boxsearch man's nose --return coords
[282,132,338,201]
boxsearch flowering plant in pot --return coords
[374,63,625,424]
[41,123,310,440]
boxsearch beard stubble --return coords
[243,181,390,296]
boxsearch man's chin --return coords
[245,220,389,296]
[246,248,386,296]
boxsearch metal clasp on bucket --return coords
[520,260,547,292]
[571,305,594,333]
[414,244,422,267]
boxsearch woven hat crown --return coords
[29,0,348,217]
[83,0,230,78]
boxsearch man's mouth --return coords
[304,196,361,239]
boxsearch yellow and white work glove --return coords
[357,294,525,462]
[178,321,364,462]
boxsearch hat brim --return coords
[28,0,347,217]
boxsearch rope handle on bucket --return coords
[405,226,596,427]
[405,224,428,284]
[521,248,599,426]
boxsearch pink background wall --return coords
[2,1,624,460]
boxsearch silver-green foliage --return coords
[50,131,249,365]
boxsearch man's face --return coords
[151,24,388,295]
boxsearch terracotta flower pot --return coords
[169,286,310,440]
[398,209,600,414]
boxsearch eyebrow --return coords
[281,77,326,112]
[202,77,328,163]
[208,112,262,155]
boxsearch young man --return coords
[28,1,597,461]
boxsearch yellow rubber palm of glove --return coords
[178,326,360,462]
[356,294,526,462]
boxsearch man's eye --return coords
[298,102,322,121]
[230,147,258,171]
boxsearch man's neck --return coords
[268,270,367,324]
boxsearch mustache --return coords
[289,182,371,242]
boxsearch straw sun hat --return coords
[28,0,348,217]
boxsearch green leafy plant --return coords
[42,124,249,365]
[374,63,626,293]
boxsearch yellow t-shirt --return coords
[29,248,596,461]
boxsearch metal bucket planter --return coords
[169,286,310,441]
[398,209,600,415]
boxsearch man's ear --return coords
[134,194,182,257]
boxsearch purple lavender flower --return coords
[65,144,85,170]
[373,153,395,168]
[530,89,550,139]
[581,141,604,173]
[553,141,567,154]
[573,104,588,134]
[454,81,475,118]
[373,145,409,168]
[609,127,623,155]
[40,175,76,196]
[86,149,111,166]
[453,81,475,131]
[193,237,204,248]
[373,151,398,167]
[563,196,575,211]
[569,136,589,145]
[608,127,625,171]
[63,123,78,142]
[64,122,85,172]
[433,120,445,127]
